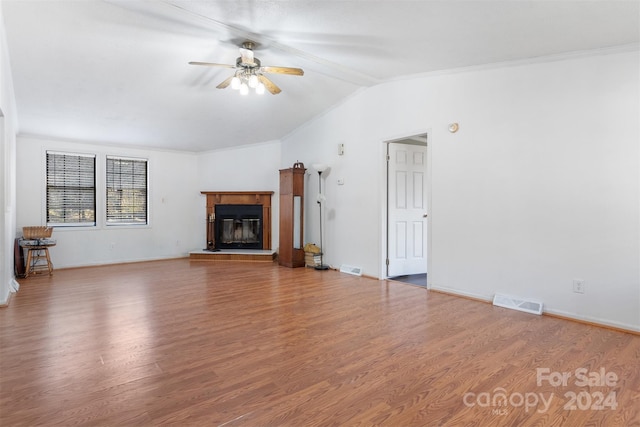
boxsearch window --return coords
[106,156,148,225]
[46,152,96,226]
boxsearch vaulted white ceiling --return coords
[3,1,639,152]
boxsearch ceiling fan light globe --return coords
[256,82,265,95]
[248,74,259,88]
[239,82,249,95]
[231,76,241,90]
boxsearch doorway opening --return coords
[385,133,430,287]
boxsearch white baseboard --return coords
[56,254,190,269]
[0,289,13,307]
[429,284,493,303]
[430,284,639,334]
[543,307,640,334]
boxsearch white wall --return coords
[197,140,281,250]
[14,137,281,269]
[8,45,639,331]
[0,4,19,305]
[281,49,640,331]
[16,136,200,268]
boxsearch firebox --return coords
[215,204,263,250]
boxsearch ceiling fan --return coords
[189,41,304,95]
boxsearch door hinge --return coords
[386,259,390,266]
[386,154,390,161]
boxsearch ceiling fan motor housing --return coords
[237,57,260,68]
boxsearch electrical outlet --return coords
[573,279,585,294]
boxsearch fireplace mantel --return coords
[201,191,274,251]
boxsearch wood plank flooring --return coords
[1,259,639,426]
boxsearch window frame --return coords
[105,155,149,226]
[45,151,97,227]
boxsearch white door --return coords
[387,142,427,277]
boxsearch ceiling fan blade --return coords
[216,75,234,89]
[258,75,281,95]
[262,66,304,76]
[189,61,235,68]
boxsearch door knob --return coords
[423,213,428,218]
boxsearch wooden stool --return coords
[21,242,56,278]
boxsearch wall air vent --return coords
[340,264,362,276]
[493,293,543,315]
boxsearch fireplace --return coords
[215,204,263,249]
[201,191,273,252]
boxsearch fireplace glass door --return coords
[221,218,260,245]
[215,204,263,250]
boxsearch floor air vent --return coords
[493,293,543,315]
[340,264,362,276]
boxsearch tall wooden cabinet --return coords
[279,166,306,267]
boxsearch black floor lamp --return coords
[312,163,329,270]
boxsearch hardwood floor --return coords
[1,259,639,426]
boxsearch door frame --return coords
[380,130,432,287]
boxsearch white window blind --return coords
[46,152,96,226]
[106,156,148,225]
